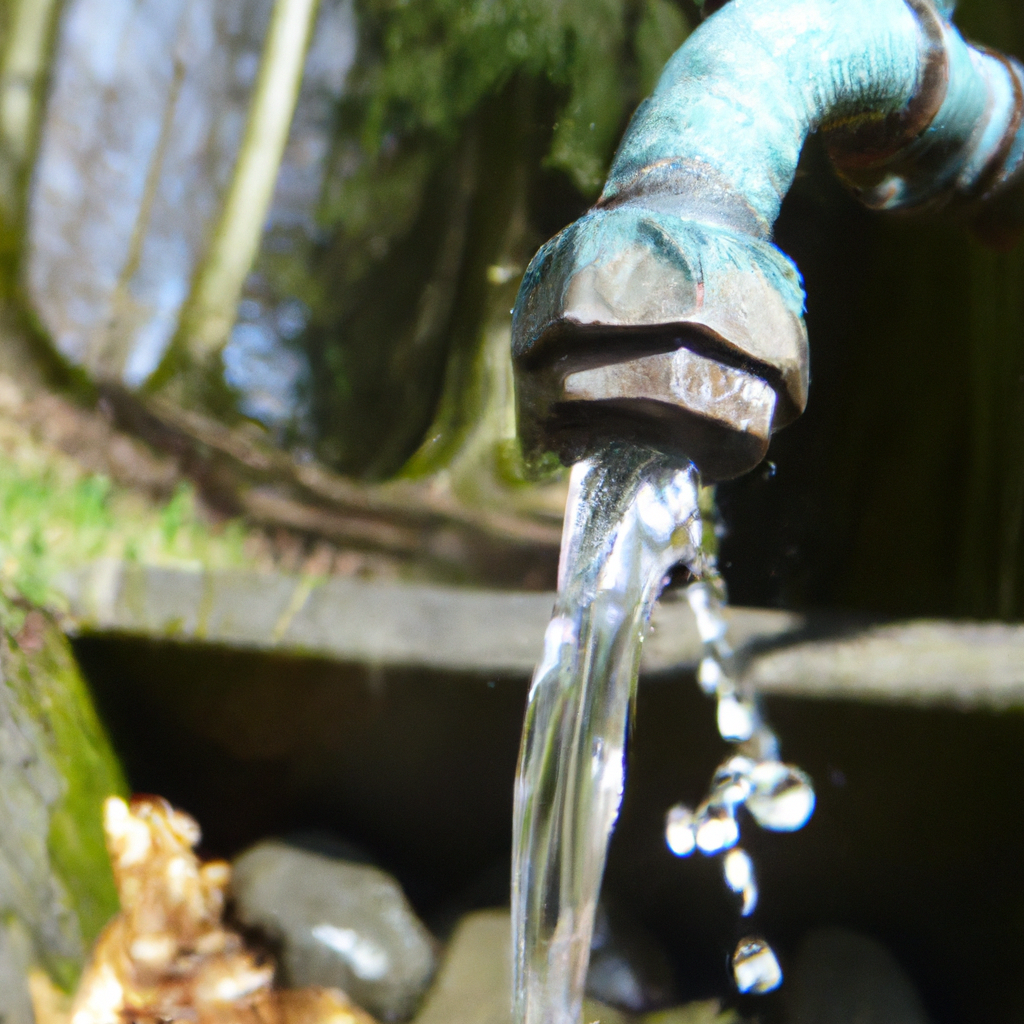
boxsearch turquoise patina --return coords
[512,0,1024,479]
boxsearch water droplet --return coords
[697,655,723,694]
[746,761,815,832]
[733,937,778,991]
[733,936,782,993]
[695,801,739,854]
[723,847,752,890]
[740,725,780,763]
[717,694,756,742]
[723,848,758,915]
[665,804,696,857]
[711,756,754,806]
[741,883,758,915]
[686,583,728,643]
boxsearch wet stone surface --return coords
[231,840,438,1022]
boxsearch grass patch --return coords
[0,422,254,610]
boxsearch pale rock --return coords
[410,909,632,1024]
[412,910,511,1024]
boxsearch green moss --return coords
[347,0,645,195]
[0,437,254,612]
[339,0,667,211]
[545,0,630,194]
[32,628,126,947]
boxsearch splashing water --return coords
[665,555,815,993]
[512,445,704,1024]
[512,443,815,1024]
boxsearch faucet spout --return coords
[512,0,1024,480]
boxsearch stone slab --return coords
[55,562,1024,709]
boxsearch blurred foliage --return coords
[336,0,691,212]
[298,0,692,477]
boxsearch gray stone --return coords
[231,840,437,1022]
[0,920,36,1024]
[56,562,794,677]
[60,561,1024,711]
[786,927,931,1024]
[745,619,1024,710]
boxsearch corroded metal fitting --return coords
[827,0,1024,221]
[512,0,1024,480]
[512,212,807,481]
[824,0,950,179]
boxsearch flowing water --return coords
[511,443,815,1024]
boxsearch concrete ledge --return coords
[55,562,1024,710]
[57,562,563,673]
[744,619,1024,711]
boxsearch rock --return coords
[786,927,931,1024]
[0,600,126,1021]
[411,909,629,1024]
[412,910,511,1024]
[0,921,37,1024]
[586,902,677,1012]
[232,840,437,1022]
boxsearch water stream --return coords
[512,444,815,1024]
